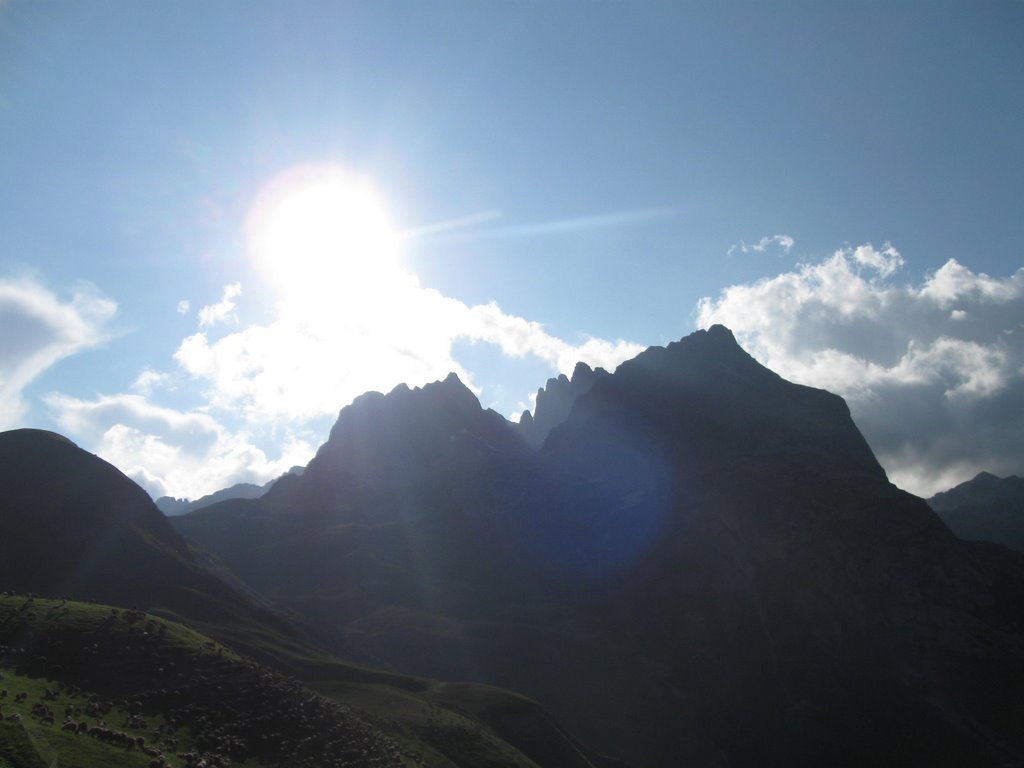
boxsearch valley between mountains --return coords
[3,326,1024,767]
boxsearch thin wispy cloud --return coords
[0,277,116,429]
[401,210,502,238]
[449,205,678,241]
[727,234,795,257]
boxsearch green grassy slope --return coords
[0,595,611,768]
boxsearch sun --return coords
[246,165,403,303]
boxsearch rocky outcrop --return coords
[265,372,527,511]
[515,362,608,447]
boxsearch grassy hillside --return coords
[0,595,610,768]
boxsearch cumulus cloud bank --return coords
[697,244,1024,496]
[44,391,314,499]
[0,278,115,429]
[172,274,642,427]
[43,271,641,499]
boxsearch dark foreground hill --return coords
[0,428,311,665]
[0,430,223,606]
[0,431,621,767]
[174,326,1024,768]
[930,471,1024,553]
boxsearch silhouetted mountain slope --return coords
[173,327,1024,768]
[515,362,608,447]
[930,471,1024,553]
[263,372,527,511]
[0,430,619,768]
[0,428,309,667]
[1,429,191,597]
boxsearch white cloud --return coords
[39,256,639,499]
[44,391,314,499]
[197,283,241,328]
[173,271,642,426]
[697,244,1024,496]
[132,369,172,395]
[463,302,643,375]
[102,264,640,497]
[468,206,678,240]
[728,234,795,256]
[0,277,116,429]
[39,167,647,499]
[176,299,191,315]
[849,243,903,277]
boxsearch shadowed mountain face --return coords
[930,471,1024,553]
[0,429,192,601]
[0,430,622,768]
[265,372,528,512]
[173,327,1024,768]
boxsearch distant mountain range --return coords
[168,326,1024,768]
[929,471,1024,553]
[155,465,304,516]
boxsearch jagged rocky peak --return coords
[516,360,609,447]
[281,372,526,499]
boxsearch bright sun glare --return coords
[246,165,403,303]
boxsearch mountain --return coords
[515,361,608,447]
[172,327,1024,768]
[156,466,304,516]
[0,429,620,768]
[175,372,532,651]
[930,471,1024,553]
[262,371,528,510]
[1,429,206,604]
[0,428,316,666]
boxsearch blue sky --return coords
[2,1,1023,498]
